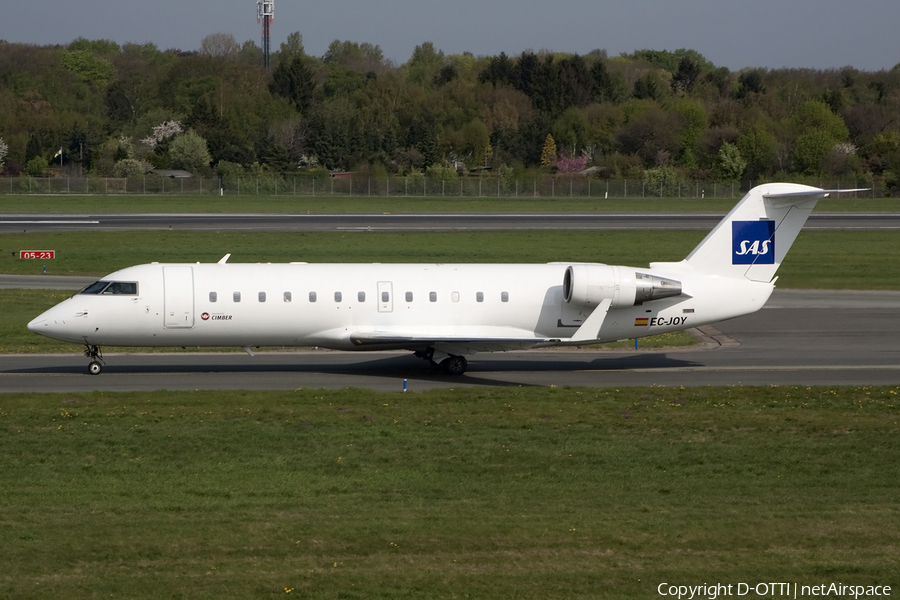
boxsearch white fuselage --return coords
[28,261,773,353]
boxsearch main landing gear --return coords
[415,348,468,376]
[84,344,104,375]
[439,355,468,376]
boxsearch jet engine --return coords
[563,264,682,308]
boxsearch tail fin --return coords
[684,183,864,282]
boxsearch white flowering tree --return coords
[0,137,8,169]
[141,120,183,149]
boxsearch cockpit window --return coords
[80,281,111,294]
[80,281,138,295]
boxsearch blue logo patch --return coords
[732,221,775,265]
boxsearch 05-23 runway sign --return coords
[19,250,56,259]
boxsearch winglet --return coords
[569,298,612,343]
[218,254,231,264]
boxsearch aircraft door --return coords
[163,266,195,328]
[377,281,393,313]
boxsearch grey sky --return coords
[2,0,898,71]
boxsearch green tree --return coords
[26,155,48,177]
[61,49,116,86]
[671,56,703,94]
[269,57,315,113]
[616,107,683,167]
[643,166,680,196]
[169,130,211,172]
[671,99,708,167]
[737,126,776,179]
[865,131,900,175]
[113,158,149,178]
[425,163,457,182]
[792,100,849,141]
[736,69,766,99]
[323,40,386,74]
[406,42,445,87]
[793,129,835,174]
[718,142,747,179]
[553,108,589,156]
[278,32,306,65]
[632,72,667,101]
[590,60,626,103]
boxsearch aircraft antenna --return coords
[256,0,274,69]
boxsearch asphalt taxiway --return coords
[2,212,899,233]
[2,290,897,392]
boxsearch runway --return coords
[2,290,898,392]
[2,212,899,233]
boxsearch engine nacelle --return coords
[563,264,682,308]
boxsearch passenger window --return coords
[451,292,460,302]
[405,292,413,302]
[309,291,317,303]
[501,292,509,302]
[334,291,342,303]
[233,291,241,302]
[284,291,292,303]
[429,292,437,302]
[358,291,366,302]
[476,292,484,302]
[209,291,217,303]
[259,291,266,303]
[382,291,389,303]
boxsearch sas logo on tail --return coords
[732,221,775,265]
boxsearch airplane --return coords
[27,183,861,376]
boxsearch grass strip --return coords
[0,386,897,599]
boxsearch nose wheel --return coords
[84,345,104,375]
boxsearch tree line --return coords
[1,34,899,192]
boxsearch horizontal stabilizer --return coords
[762,188,868,206]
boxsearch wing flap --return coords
[349,326,557,354]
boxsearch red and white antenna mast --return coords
[256,0,274,69]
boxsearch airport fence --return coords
[0,175,884,199]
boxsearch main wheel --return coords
[88,361,102,375]
[440,355,468,376]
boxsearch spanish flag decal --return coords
[634,318,649,326]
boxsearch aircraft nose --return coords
[26,315,45,333]
[27,308,68,339]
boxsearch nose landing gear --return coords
[84,345,104,375]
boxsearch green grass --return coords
[1,386,898,599]
[2,229,898,289]
[0,193,895,213]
